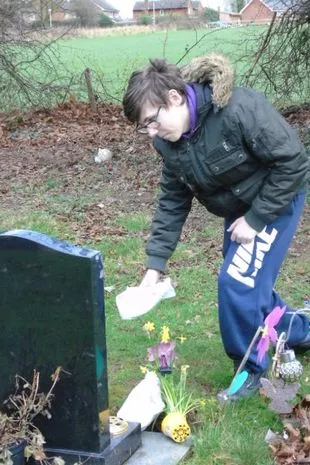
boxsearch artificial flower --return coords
[256,305,286,362]
[147,340,176,370]
[161,325,170,343]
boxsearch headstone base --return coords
[125,431,193,465]
[45,422,141,465]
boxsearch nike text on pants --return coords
[218,192,308,373]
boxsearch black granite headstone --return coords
[0,230,141,465]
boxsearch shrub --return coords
[138,14,152,25]
[202,7,219,22]
[98,13,114,28]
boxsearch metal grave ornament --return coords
[279,349,303,382]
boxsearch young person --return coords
[122,54,309,401]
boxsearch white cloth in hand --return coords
[116,277,176,320]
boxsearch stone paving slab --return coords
[125,431,193,465]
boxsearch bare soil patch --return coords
[0,100,309,258]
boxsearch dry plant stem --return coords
[7,372,39,422]
[0,367,62,455]
[46,367,62,402]
[11,369,60,423]
[161,18,170,57]
[176,30,218,66]
[84,68,97,112]
[0,1,80,110]
[241,1,310,102]
[245,11,277,87]
[271,331,287,377]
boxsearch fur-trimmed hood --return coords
[181,53,235,109]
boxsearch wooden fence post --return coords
[84,68,97,112]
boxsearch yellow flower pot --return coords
[161,412,191,443]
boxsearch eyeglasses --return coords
[136,106,162,134]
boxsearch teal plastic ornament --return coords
[228,370,249,395]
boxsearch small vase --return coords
[161,412,191,443]
[159,367,172,376]
[9,441,26,465]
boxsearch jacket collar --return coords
[181,53,234,109]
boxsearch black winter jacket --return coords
[146,81,309,273]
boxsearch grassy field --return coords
[52,26,262,102]
[1,202,309,465]
[5,25,307,109]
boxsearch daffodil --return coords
[161,325,170,343]
[143,321,155,333]
[199,397,217,407]
[181,365,190,374]
[140,366,148,374]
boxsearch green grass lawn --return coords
[6,26,262,110]
[5,25,308,108]
[57,26,259,69]
[1,202,309,465]
[54,26,262,102]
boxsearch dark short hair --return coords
[122,58,186,124]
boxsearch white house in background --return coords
[20,0,120,23]
[91,0,120,18]
[19,0,38,23]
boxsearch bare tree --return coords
[72,0,98,27]
[243,0,310,104]
[0,0,76,110]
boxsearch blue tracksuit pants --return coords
[218,192,309,373]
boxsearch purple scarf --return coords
[182,84,197,139]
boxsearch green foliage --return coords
[191,401,279,465]
[30,19,47,29]
[138,14,152,25]
[236,0,245,12]
[203,7,219,22]
[98,13,113,28]
[160,369,201,416]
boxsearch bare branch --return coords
[241,0,310,103]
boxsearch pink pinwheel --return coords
[256,305,286,362]
[147,341,176,370]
